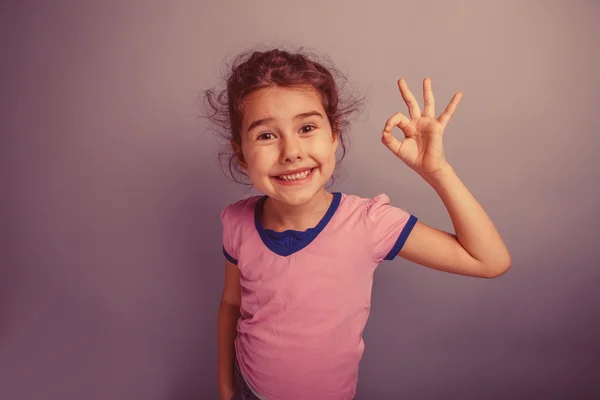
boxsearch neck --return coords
[263,189,333,232]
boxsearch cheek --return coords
[315,139,337,164]
[245,149,275,172]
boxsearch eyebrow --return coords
[246,111,324,134]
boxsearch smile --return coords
[273,168,315,183]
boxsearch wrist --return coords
[422,162,455,186]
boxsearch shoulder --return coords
[339,192,412,233]
[339,192,394,215]
[220,195,263,262]
[220,195,262,222]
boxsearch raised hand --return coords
[381,78,462,178]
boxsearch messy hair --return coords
[200,45,365,187]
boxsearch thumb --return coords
[381,112,410,156]
[381,129,402,156]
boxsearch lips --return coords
[274,167,315,177]
[273,168,315,182]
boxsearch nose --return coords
[279,134,304,163]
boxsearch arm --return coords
[217,259,242,399]
[399,163,511,278]
[382,78,510,278]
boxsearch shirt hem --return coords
[384,214,418,260]
[223,246,238,265]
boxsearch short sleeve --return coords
[221,205,238,265]
[364,193,418,263]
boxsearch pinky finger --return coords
[438,92,463,128]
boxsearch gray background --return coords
[1,0,599,399]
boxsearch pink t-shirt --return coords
[221,192,418,400]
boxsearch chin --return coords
[262,185,325,206]
[275,191,319,206]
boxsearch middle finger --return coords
[398,79,422,119]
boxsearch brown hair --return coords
[200,46,365,187]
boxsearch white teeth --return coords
[278,169,312,181]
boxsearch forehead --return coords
[242,86,325,123]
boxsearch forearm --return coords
[218,302,240,399]
[425,163,511,274]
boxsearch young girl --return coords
[204,48,511,400]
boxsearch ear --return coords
[332,122,339,152]
[230,139,248,170]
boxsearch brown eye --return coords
[257,133,274,140]
[300,125,316,134]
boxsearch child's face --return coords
[236,85,338,206]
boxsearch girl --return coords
[204,48,511,400]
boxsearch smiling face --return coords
[234,85,338,207]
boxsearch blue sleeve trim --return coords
[384,214,418,261]
[223,246,238,265]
